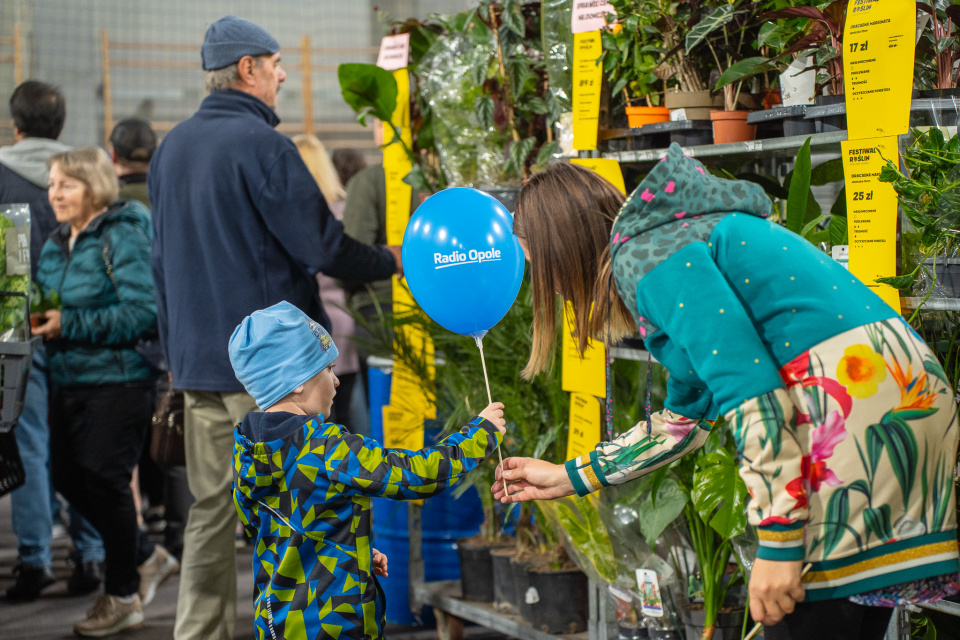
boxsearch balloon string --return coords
[475,336,504,472]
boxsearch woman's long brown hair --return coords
[514,163,635,379]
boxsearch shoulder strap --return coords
[101,234,121,299]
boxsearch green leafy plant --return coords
[599,1,664,108]
[0,211,29,339]
[876,128,960,292]
[761,1,848,97]
[915,1,960,92]
[684,0,771,111]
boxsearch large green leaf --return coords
[691,450,749,539]
[637,477,688,546]
[828,215,848,246]
[811,158,845,185]
[715,57,775,90]
[474,94,495,130]
[501,0,526,37]
[685,4,740,53]
[786,138,812,234]
[337,63,398,124]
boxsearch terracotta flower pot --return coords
[625,106,670,128]
[710,110,757,144]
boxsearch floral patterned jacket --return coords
[566,144,959,602]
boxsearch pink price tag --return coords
[376,33,410,71]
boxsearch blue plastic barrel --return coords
[367,361,484,626]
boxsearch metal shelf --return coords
[921,599,960,616]
[413,581,590,640]
[902,297,960,311]
[601,130,847,164]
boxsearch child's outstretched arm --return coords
[320,402,506,500]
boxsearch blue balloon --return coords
[402,188,525,338]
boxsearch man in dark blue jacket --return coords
[147,16,401,640]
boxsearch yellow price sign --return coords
[567,392,601,460]
[841,136,901,313]
[572,31,603,151]
[842,0,915,139]
[571,158,626,195]
[561,301,606,398]
[390,279,436,420]
[382,405,425,451]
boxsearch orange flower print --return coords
[887,359,938,411]
[837,344,887,399]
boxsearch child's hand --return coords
[372,548,389,577]
[480,402,506,434]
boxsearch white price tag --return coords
[376,33,410,71]
[635,569,663,618]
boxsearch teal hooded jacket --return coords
[36,199,157,386]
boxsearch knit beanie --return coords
[201,16,280,71]
[228,301,339,411]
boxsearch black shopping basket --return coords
[0,291,40,498]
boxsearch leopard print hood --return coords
[609,143,771,325]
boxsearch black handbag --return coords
[150,386,185,467]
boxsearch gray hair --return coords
[203,56,265,91]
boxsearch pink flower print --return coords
[639,325,647,337]
[664,418,696,441]
[665,181,676,193]
[674,211,686,219]
[612,232,620,244]
[692,215,702,220]
[696,166,705,175]
[641,189,655,202]
[759,515,795,527]
[811,410,847,470]
[620,236,630,243]
[681,223,689,227]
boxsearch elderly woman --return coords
[34,148,177,637]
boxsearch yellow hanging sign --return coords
[382,405,425,451]
[383,69,413,245]
[382,68,435,420]
[842,0,915,140]
[841,137,901,313]
[571,158,626,195]
[561,301,606,398]
[572,31,603,151]
[567,392,601,460]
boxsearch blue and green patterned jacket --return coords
[233,411,501,640]
[36,199,157,386]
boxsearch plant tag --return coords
[5,227,28,276]
[831,245,849,270]
[376,34,410,71]
[670,108,687,122]
[525,586,540,605]
[635,569,663,617]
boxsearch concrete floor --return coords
[0,493,504,640]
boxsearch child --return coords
[228,301,506,640]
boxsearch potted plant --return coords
[915,1,960,98]
[683,0,770,143]
[599,1,669,128]
[29,284,60,329]
[764,1,849,132]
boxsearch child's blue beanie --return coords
[228,301,339,410]
[201,16,281,71]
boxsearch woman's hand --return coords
[491,457,575,503]
[32,309,62,339]
[749,558,805,627]
[372,548,389,577]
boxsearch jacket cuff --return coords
[756,521,806,561]
[469,416,503,448]
[564,450,609,497]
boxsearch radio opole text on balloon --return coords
[433,248,503,268]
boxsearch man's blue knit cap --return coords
[228,301,339,411]
[201,16,280,71]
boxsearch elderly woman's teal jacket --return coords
[36,199,157,386]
